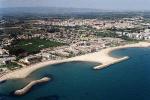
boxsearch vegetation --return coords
[120,36,141,43]
[107,27,144,33]
[0,62,22,70]
[7,38,65,56]
[96,31,117,38]
[96,30,141,43]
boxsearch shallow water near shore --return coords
[0,47,150,100]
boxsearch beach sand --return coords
[0,42,150,81]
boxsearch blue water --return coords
[0,47,150,100]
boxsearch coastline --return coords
[0,42,150,81]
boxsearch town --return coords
[0,14,150,76]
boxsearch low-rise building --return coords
[0,56,16,65]
[19,55,42,65]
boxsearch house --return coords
[0,57,16,65]
[0,48,9,55]
[41,53,56,60]
[19,55,42,65]
[55,50,70,57]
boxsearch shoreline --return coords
[0,42,150,81]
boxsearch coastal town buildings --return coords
[0,16,150,75]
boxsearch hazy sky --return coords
[1,0,150,10]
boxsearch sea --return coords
[0,47,150,100]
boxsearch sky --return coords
[1,0,150,11]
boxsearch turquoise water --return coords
[0,47,150,100]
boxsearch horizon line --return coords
[1,6,150,12]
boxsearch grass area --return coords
[96,31,142,43]
[96,31,117,38]
[0,62,22,70]
[120,36,141,43]
[8,38,65,56]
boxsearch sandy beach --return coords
[0,42,150,81]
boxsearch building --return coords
[0,57,16,65]
[19,55,42,65]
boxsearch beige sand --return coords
[0,42,150,81]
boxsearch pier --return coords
[14,77,51,96]
[93,56,129,69]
